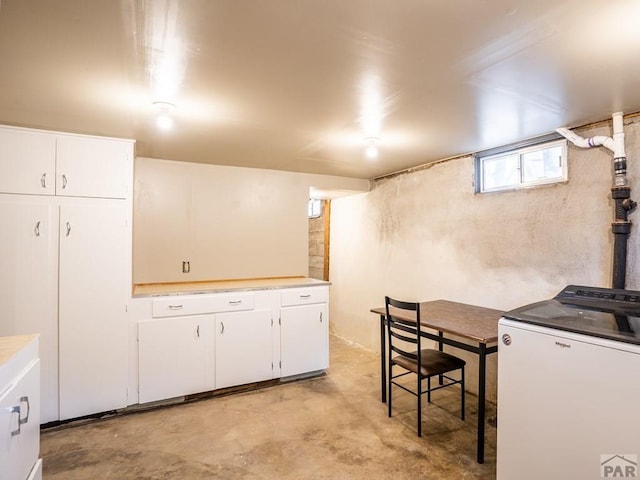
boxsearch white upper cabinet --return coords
[0,129,56,195]
[56,135,131,199]
[0,126,133,199]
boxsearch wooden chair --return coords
[385,296,466,437]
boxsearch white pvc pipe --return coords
[555,127,615,152]
[612,111,626,159]
[555,112,627,158]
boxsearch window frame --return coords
[308,198,323,218]
[474,135,568,194]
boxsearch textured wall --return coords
[308,204,326,280]
[329,116,640,400]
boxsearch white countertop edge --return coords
[133,277,331,297]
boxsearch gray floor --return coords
[41,336,497,479]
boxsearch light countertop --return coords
[0,334,38,368]
[133,276,330,297]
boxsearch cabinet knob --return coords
[40,173,47,188]
[34,221,41,237]
[220,322,225,334]
[62,174,68,189]
[66,222,71,237]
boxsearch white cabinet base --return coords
[0,335,41,480]
[134,284,329,406]
[27,459,43,480]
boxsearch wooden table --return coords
[371,299,502,464]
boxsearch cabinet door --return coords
[280,304,328,377]
[138,315,213,403]
[58,201,128,420]
[0,197,58,423]
[56,136,132,199]
[215,309,273,389]
[0,359,40,480]
[0,129,56,195]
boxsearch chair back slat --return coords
[385,295,422,363]
[384,295,466,437]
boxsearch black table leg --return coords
[477,342,487,464]
[438,331,444,385]
[380,314,386,403]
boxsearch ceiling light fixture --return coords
[153,101,176,131]
[365,137,379,159]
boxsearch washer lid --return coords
[503,285,640,346]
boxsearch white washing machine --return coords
[497,285,640,479]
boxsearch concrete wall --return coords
[309,200,330,281]
[309,206,325,281]
[328,116,640,401]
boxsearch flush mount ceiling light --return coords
[365,137,379,159]
[153,101,176,131]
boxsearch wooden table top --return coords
[371,299,504,344]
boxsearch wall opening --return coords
[308,200,330,280]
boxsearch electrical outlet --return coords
[182,260,190,273]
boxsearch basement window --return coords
[308,198,322,218]
[475,137,568,193]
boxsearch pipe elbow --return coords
[589,136,615,152]
[556,127,590,148]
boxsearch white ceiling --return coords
[1,0,640,180]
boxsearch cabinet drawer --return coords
[281,287,328,306]
[0,359,40,480]
[152,292,255,318]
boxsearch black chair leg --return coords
[427,376,431,403]
[461,366,465,421]
[388,365,393,418]
[417,374,422,437]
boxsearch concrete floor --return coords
[40,335,497,479]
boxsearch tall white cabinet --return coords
[0,125,133,423]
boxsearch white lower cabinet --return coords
[26,459,43,480]
[0,336,41,480]
[215,309,274,389]
[280,303,329,377]
[135,285,329,404]
[138,315,214,403]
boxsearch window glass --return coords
[482,154,519,191]
[477,139,567,193]
[522,145,563,183]
[308,198,322,218]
